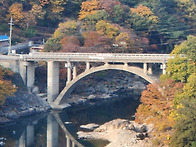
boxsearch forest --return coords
[0,0,195,53]
[0,0,195,146]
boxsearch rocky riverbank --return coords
[78,119,153,147]
[0,90,51,125]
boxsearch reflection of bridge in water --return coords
[18,113,84,147]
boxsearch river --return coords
[0,95,140,147]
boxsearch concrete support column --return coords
[47,114,58,147]
[12,60,20,73]
[72,141,75,147]
[143,63,147,74]
[19,61,28,85]
[104,62,109,66]
[47,61,59,102]
[67,62,71,85]
[19,131,25,147]
[73,65,77,79]
[148,63,153,75]
[26,62,35,90]
[26,125,34,147]
[162,63,167,74]
[124,62,128,66]
[86,62,90,70]
[66,135,70,147]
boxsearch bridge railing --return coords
[0,52,173,63]
[24,52,172,60]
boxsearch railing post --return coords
[143,62,147,74]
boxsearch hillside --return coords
[0,0,195,53]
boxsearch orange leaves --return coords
[60,36,80,52]
[135,81,185,145]
[31,4,46,19]
[0,66,17,106]
[79,0,101,20]
[9,3,24,23]
[39,0,49,6]
[130,4,158,23]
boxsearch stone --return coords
[6,111,18,119]
[80,123,99,131]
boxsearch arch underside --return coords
[54,64,159,105]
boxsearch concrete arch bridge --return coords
[0,52,171,109]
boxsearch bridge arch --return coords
[54,64,159,105]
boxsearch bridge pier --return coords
[47,61,59,102]
[19,61,35,91]
[26,124,35,147]
[47,114,58,147]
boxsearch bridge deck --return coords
[13,52,172,63]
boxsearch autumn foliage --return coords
[135,81,183,145]
[0,66,17,106]
[79,0,101,20]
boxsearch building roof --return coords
[0,35,9,41]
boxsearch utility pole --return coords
[8,17,14,55]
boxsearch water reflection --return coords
[16,113,84,147]
[0,112,84,147]
[0,96,140,147]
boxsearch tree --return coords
[82,31,112,52]
[9,2,37,28]
[175,0,196,34]
[145,0,190,53]
[39,0,49,6]
[31,4,46,20]
[171,35,196,62]
[9,3,24,24]
[157,35,196,146]
[163,35,196,82]
[128,4,158,31]
[44,38,62,52]
[96,20,119,38]
[0,66,17,106]
[60,36,80,52]
[170,98,196,147]
[78,0,101,20]
[82,10,109,30]
[111,4,125,23]
[53,20,80,39]
[135,81,184,145]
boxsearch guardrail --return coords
[1,52,172,63]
